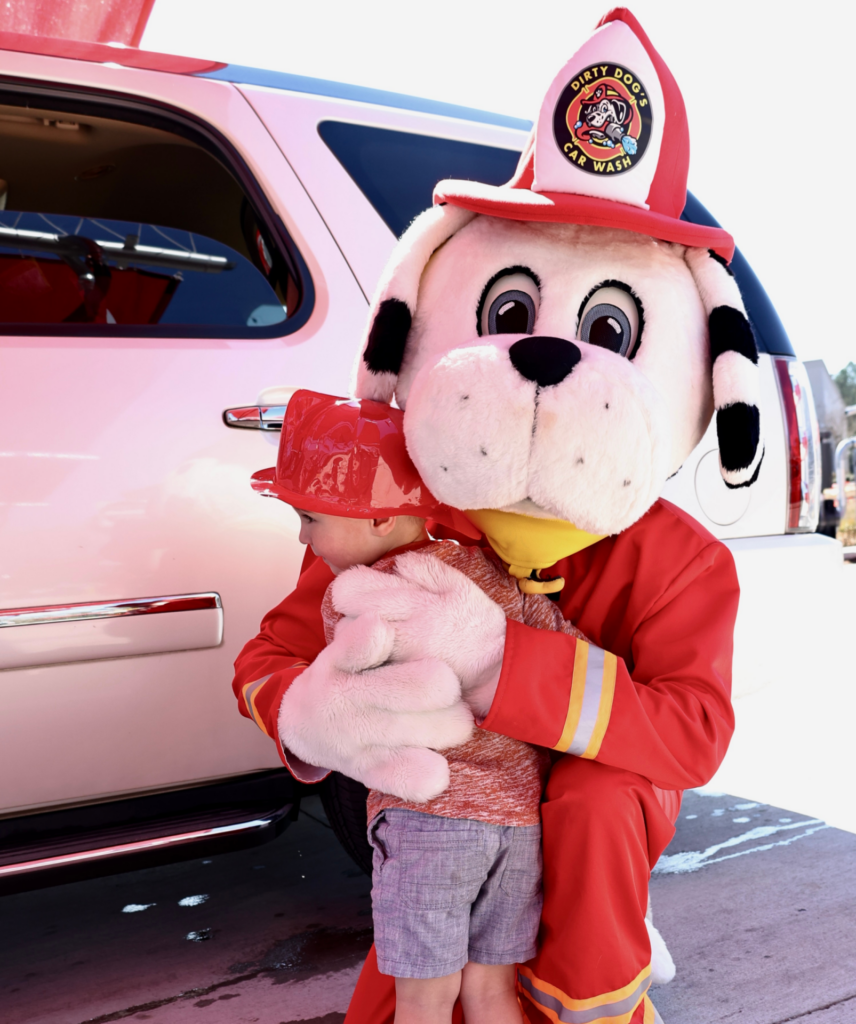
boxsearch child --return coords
[250,390,586,1024]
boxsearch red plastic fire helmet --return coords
[251,390,481,539]
[434,7,735,260]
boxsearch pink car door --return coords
[0,52,367,815]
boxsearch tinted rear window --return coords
[318,121,520,237]
[0,212,286,329]
[0,94,309,337]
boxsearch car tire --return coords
[319,771,372,875]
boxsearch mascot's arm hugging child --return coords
[233,9,764,1023]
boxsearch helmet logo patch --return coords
[553,64,652,175]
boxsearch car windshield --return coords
[0,211,287,328]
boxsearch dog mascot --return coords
[233,9,764,1022]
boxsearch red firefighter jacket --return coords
[232,498,738,791]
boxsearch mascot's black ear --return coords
[686,248,764,488]
[353,205,475,403]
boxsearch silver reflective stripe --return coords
[652,1004,665,1024]
[568,645,605,756]
[519,971,651,1024]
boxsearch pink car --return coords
[0,32,837,888]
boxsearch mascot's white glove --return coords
[331,551,508,719]
[277,612,473,803]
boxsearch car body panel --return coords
[660,354,788,538]
[0,50,367,813]
[241,84,529,299]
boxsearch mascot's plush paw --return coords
[646,918,676,985]
[358,746,452,803]
[277,613,473,800]
[332,553,507,698]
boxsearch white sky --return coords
[143,1,855,376]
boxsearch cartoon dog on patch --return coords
[575,82,639,154]
[234,9,763,1022]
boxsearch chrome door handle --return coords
[223,405,285,430]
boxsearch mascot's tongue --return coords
[465,508,604,595]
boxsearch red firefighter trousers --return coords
[345,756,676,1024]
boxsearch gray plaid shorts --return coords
[368,807,543,979]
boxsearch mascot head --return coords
[354,8,763,539]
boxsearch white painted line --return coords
[654,819,829,875]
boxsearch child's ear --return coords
[370,516,397,537]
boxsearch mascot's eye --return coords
[488,291,535,335]
[479,271,540,336]
[577,285,641,358]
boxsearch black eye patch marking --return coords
[363,298,411,375]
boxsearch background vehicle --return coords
[0,32,846,890]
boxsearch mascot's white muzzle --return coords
[403,332,672,536]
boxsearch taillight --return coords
[774,358,821,532]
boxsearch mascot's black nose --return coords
[509,336,581,388]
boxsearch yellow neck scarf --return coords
[466,508,605,594]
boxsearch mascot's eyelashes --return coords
[477,267,541,337]
[576,281,644,359]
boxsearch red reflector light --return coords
[774,357,820,532]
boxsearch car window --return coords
[0,212,285,328]
[0,99,308,337]
[318,121,520,237]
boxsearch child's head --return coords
[250,390,479,571]
[291,507,426,575]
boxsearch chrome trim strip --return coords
[0,593,222,629]
[0,810,289,878]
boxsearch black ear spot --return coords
[363,299,411,375]
[717,402,760,472]
[707,249,735,277]
[724,455,763,489]
[710,306,758,365]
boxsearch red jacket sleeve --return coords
[232,550,334,780]
[481,505,738,791]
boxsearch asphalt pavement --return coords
[1,791,854,1024]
